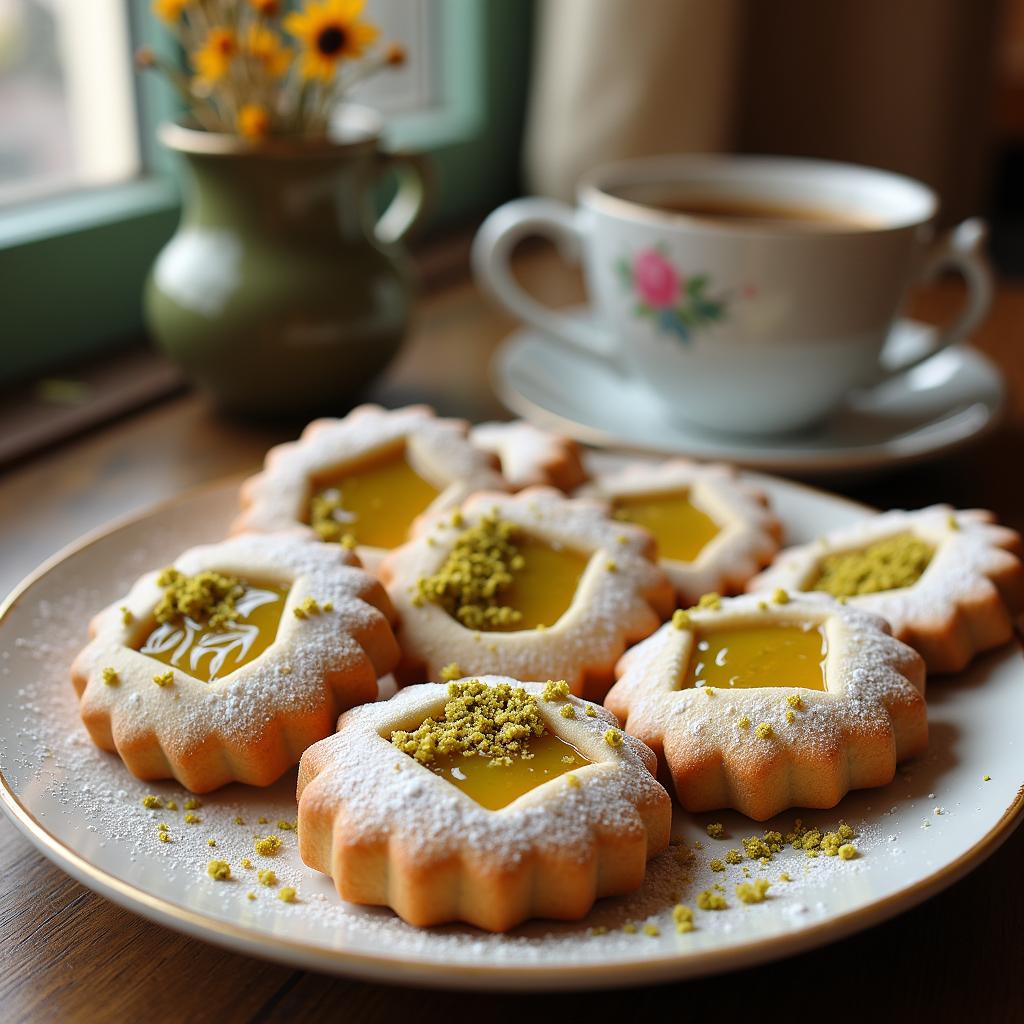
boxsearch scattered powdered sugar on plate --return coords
[1,475,1020,975]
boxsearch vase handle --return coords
[374,151,433,244]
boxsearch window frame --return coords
[0,0,533,385]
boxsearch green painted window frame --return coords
[0,0,533,386]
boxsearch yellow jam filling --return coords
[428,732,588,810]
[811,532,934,598]
[390,679,590,810]
[415,514,589,631]
[612,490,719,562]
[137,577,289,683]
[309,445,439,550]
[685,622,828,691]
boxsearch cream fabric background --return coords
[525,0,999,223]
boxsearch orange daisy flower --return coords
[284,0,379,82]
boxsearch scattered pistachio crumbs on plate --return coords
[277,887,297,903]
[258,869,278,887]
[673,905,694,933]
[735,879,771,904]
[184,797,201,810]
[254,835,283,856]
[697,889,728,911]
[142,795,161,809]
[207,860,231,880]
[184,813,201,825]
[705,822,724,838]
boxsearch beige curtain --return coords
[525,0,999,223]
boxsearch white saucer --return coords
[491,312,1005,476]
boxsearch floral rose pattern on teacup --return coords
[617,245,728,342]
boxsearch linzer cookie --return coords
[233,404,505,573]
[577,459,781,605]
[71,533,399,792]
[605,591,927,821]
[749,506,1024,673]
[470,420,587,491]
[379,487,674,698]
[296,677,671,930]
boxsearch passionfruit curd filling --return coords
[390,679,591,810]
[684,621,828,691]
[414,514,589,632]
[136,569,290,683]
[612,489,720,563]
[309,444,439,550]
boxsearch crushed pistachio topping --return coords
[184,797,201,810]
[622,923,638,934]
[735,879,771,904]
[155,568,243,629]
[240,858,253,870]
[101,667,119,686]
[277,820,296,831]
[710,859,725,872]
[439,662,462,683]
[559,704,576,719]
[706,822,724,839]
[254,835,283,856]
[153,671,174,687]
[785,710,796,724]
[142,795,162,809]
[725,849,743,865]
[542,679,571,701]
[737,716,751,729]
[165,800,178,811]
[247,891,257,901]
[703,686,716,698]
[604,728,624,748]
[157,822,169,832]
[585,706,597,718]
[158,831,170,843]
[207,859,231,880]
[589,925,609,936]
[643,923,660,937]
[812,532,935,598]
[697,592,721,610]
[947,514,960,531]
[605,560,618,573]
[277,886,297,903]
[207,838,217,847]
[779,872,792,882]
[671,609,691,630]
[120,606,134,625]
[184,813,201,824]
[697,889,728,911]
[258,816,268,824]
[673,904,695,933]
[566,774,581,789]
[257,868,278,886]
[984,774,991,782]
[391,679,545,767]
[414,513,527,629]
[786,694,804,710]
[771,588,790,605]
[754,722,773,740]
[233,816,245,826]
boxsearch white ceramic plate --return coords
[1,473,1021,990]
[492,314,1005,476]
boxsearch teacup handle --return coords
[887,217,994,373]
[472,198,617,359]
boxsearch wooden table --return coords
[2,250,1022,1021]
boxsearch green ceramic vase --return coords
[145,114,430,416]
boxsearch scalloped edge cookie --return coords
[296,677,671,931]
[577,459,782,605]
[749,505,1024,673]
[71,532,400,793]
[379,487,675,699]
[232,404,506,573]
[605,592,927,821]
[470,420,588,492]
